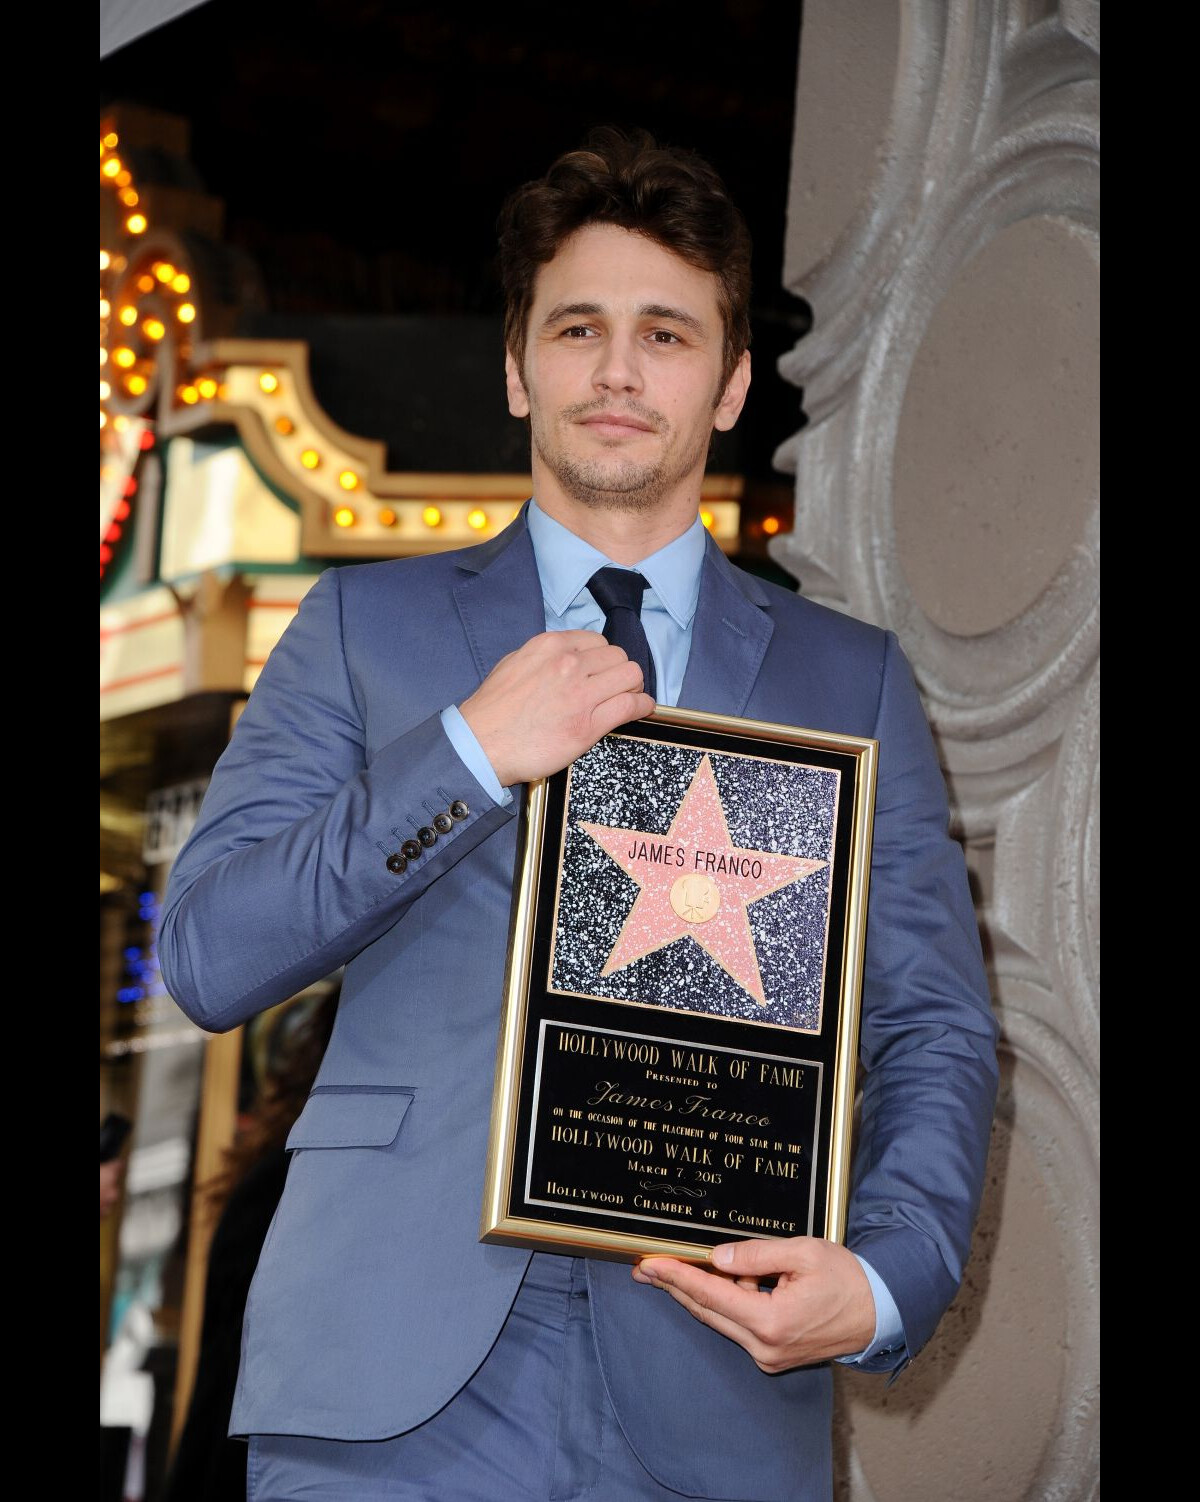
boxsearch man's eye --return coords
[562,325,594,338]
[649,330,681,344]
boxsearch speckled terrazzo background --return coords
[549,734,839,1031]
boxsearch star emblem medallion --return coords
[577,754,828,1007]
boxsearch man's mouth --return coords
[578,412,657,435]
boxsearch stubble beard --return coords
[530,397,712,515]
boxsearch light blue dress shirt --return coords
[440,498,905,1369]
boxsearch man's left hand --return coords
[632,1236,876,1373]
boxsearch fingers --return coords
[634,1258,777,1368]
[589,683,656,737]
[633,1240,878,1374]
[710,1236,802,1278]
[637,1257,767,1327]
[459,630,657,785]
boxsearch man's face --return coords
[505,224,750,516]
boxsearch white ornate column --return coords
[773,4,1098,1498]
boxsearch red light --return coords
[123,477,137,498]
[107,524,123,542]
[114,499,131,521]
[100,544,113,563]
[139,429,155,450]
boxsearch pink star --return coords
[578,755,828,1007]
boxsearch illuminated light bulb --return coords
[118,305,137,326]
[176,303,196,324]
[113,347,136,368]
[274,416,294,435]
[108,523,123,542]
[115,500,131,521]
[333,507,356,528]
[100,250,110,271]
[100,298,111,319]
[100,543,113,563]
[179,385,199,405]
[104,131,118,149]
[154,263,175,283]
[700,509,715,530]
[197,377,219,399]
[123,477,137,498]
[127,374,148,395]
[100,347,109,366]
[115,170,132,188]
[338,470,360,491]
[139,429,155,450]
[171,272,191,293]
[100,380,111,400]
[143,318,166,341]
[113,415,130,432]
[126,214,147,235]
[137,274,154,293]
[761,516,781,536]
[379,508,398,527]
[467,508,488,531]
[102,157,122,179]
[100,411,108,429]
[300,449,320,470]
[259,372,279,394]
[119,187,139,207]
[422,506,443,528]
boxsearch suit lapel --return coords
[452,505,546,682]
[453,511,774,714]
[678,536,774,717]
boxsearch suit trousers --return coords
[246,1253,769,1502]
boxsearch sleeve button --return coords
[386,853,408,875]
[417,826,438,848]
[449,800,470,820]
[400,839,423,861]
[433,812,453,834]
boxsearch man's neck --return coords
[531,485,703,565]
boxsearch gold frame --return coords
[481,706,877,1263]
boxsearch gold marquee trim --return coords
[154,339,741,556]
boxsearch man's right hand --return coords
[459,630,655,788]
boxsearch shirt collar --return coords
[526,497,706,631]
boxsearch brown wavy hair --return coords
[498,126,752,390]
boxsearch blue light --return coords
[123,946,142,962]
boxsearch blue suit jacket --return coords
[160,512,997,1502]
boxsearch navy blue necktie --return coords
[587,567,658,702]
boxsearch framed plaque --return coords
[481,707,877,1263]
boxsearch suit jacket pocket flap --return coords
[286,1088,415,1150]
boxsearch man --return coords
[160,128,997,1501]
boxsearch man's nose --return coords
[591,331,643,394]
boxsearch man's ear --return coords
[713,349,751,433]
[505,350,531,419]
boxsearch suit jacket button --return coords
[401,838,423,861]
[417,826,437,848]
[449,799,469,820]
[386,853,407,875]
[433,812,453,834]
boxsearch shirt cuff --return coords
[834,1254,907,1370]
[440,706,513,808]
